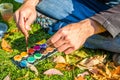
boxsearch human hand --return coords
[47,19,96,54]
[14,0,39,37]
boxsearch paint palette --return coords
[12,40,57,68]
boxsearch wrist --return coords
[89,19,106,34]
[24,0,40,7]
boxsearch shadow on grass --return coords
[11,28,51,52]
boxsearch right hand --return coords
[14,1,37,37]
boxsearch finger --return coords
[64,47,74,54]
[18,12,28,36]
[14,11,19,25]
[53,37,66,48]
[47,30,63,45]
[57,43,70,52]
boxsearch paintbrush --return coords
[24,17,29,53]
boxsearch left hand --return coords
[47,19,95,54]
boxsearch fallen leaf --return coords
[27,64,38,76]
[73,50,88,58]
[3,74,10,80]
[32,78,40,80]
[10,28,19,33]
[16,72,29,80]
[66,54,81,64]
[36,39,46,45]
[112,66,120,76]
[74,76,85,80]
[43,68,63,75]
[77,71,89,77]
[1,39,13,52]
[55,63,74,71]
[53,56,66,63]
[78,55,106,68]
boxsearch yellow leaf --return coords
[1,39,13,52]
[16,72,29,80]
[36,39,46,45]
[32,78,40,80]
[55,63,74,71]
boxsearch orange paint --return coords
[14,55,22,61]
[46,47,54,52]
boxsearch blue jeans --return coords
[36,0,120,53]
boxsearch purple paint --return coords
[33,45,41,51]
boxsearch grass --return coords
[0,0,112,80]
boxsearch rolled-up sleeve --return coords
[91,5,120,38]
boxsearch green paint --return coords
[27,56,36,63]
[34,53,42,59]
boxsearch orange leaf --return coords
[1,39,13,52]
[112,66,120,75]
[74,76,85,80]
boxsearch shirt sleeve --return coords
[90,5,120,38]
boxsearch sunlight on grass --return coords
[0,0,111,80]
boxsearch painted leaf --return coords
[27,64,38,76]
[1,39,13,52]
[43,68,63,75]
[3,74,10,80]
[53,56,66,63]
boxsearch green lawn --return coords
[0,0,112,80]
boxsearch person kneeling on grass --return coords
[14,0,120,65]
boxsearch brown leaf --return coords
[1,39,13,52]
[78,55,106,68]
[43,68,63,75]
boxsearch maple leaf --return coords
[1,39,13,52]
[43,68,63,75]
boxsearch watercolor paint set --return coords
[12,41,57,68]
